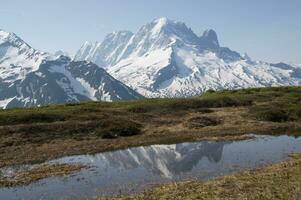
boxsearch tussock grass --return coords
[108,154,301,200]
[0,112,66,126]
[0,163,85,187]
[184,116,221,128]
[203,86,301,122]
[95,118,142,139]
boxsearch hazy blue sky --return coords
[0,0,300,63]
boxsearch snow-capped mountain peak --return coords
[148,17,183,36]
[199,29,219,49]
[150,17,190,33]
[145,17,199,44]
[74,30,133,68]
[0,29,50,83]
[105,30,133,40]
[0,29,21,43]
[115,17,201,63]
[151,17,169,32]
[0,29,11,41]
[74,17,301,98]
[54,50,71,58]
[0,30,143,109]
[0,29,38,52]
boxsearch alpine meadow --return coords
[0,1,301,199]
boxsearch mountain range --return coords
[0,30,142,109]
[75,17,301,98]
[1,17,301,108]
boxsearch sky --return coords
[0,0,300,63]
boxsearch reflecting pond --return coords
[1,135,301,199]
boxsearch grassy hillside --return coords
[1,86,301,167]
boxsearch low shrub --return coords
[0,112,66,125]
[127,104,155,113]
[195,108,214,113]
[95,118,142,139]
[250,106,289,122]
[185,116,221,128]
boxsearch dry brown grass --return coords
[0,163,85,187]
[0,106,300,168]
[107,154,301,200]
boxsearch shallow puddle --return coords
[1,135,301,199]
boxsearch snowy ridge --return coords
[0,29,143,109]
[0,29,50,82]
[74,31,133,68]
[76,17,301,97]
[54,50,71,57]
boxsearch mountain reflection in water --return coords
[1,135,301,200]
[80,141,228,178]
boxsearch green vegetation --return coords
[96,118,142,139]
[0,86,301,168]
[108,154,301,200]
[4,86,300,127]
[0,112,66,126]
[184,116,221,128]
[201,86,301,122]
[0,89,254,127]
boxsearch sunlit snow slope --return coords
[76,18,301,97]
[0,30,143,109]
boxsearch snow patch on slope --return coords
[49,64,94,101]
[76,78,98,100]
[0,97,15,109]
[109,47,173,96]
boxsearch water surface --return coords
[1,135,301,199]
